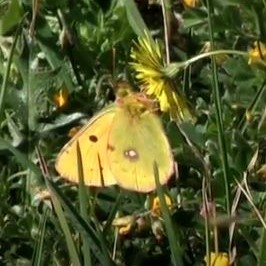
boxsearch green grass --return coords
[1,0,266,265]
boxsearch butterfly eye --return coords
[124,149,139,162]
[89,135,98,142]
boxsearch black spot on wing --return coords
[89,135,98,142]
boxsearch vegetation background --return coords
[0,0,266,265]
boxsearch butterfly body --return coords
[55,92,174,192]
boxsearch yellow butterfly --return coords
[55,91,174,193]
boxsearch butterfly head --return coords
[117,92,158,118]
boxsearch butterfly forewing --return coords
[55,108,117,187]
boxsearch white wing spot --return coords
[124,149,139,162]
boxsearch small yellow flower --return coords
[53,86,69,109]
[151,194,172,217]
[182,0,199,8]
[112,215,135,235]
[204,252,230,266]
[130,33,194,122]
[248,41,266,65]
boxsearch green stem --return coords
[164,50,248,78]
[0,16,26,123]
[206,0,231,224]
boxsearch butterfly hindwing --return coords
[107,107,174,192]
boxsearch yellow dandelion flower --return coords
[183,0,199,8]
[204,252,230,266]
[248,41,266,66]
[151,194,172,217]
[130,33,194,122]
[53,86,69,109]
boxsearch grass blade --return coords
[153,161,183,266]
[76,142,92,266]
[124,0,149,37]
[46,178,115,266]
[32,208,50,266]
[0,15,25,122]
[48,182,82,266]
[0,138,42,179]
[205,0,231,221]
[258,210,266,266]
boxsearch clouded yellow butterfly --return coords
[55,89,174,193]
